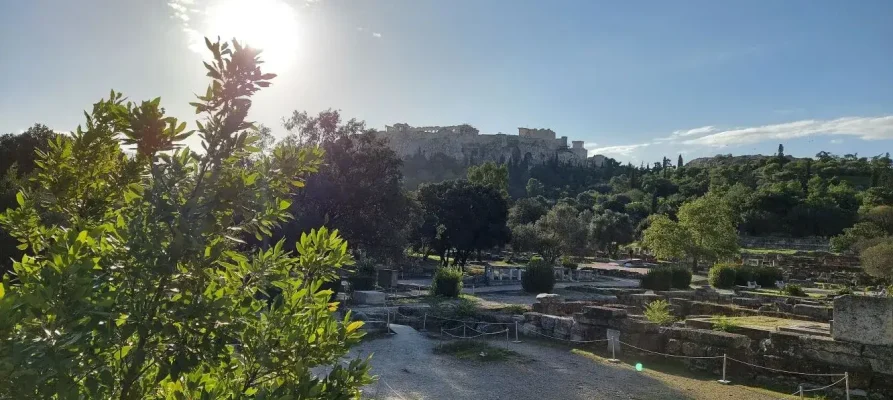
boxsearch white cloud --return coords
[586,115,893,161]
[586,143,651,157]
[372,32,382,38]
[681,116,893,147]
[671,125,715,138]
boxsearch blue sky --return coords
[1,0,891,163]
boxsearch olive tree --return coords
[0,38,370,399]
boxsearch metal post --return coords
[798,385,803,399]
[718,354,730,384]
[513,321,522,343]
[422,314,427,332]
[387,309,394,335]
[845,372,850,400]
[463,324,466,338]
[608,338,619,363]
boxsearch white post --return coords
[798,385,803,399]
[387,309,394,335]
[845,372,850,400]
[718,354,730,384]
[463,324,466,338]
[513,321,522,343]
[422,314,427,332]
[608,338,619,363]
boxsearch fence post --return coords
[718,353,730,384]
[421,314,427,332]
[513,321,522,343]
[798,385,803,399]
[386,309,394,335]
[845,372,850,400]
[463,324,466,338]
[608,338,619,363]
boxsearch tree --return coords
[0,38,371,399]
[677,154,683,169]
[831,221,885,253]
[508,197,549,226]
[589,210,634,257]
[535,203,589,259]
[642,193,739,269]
[274,128,412,261]
[526,177,545,197]
[282,108,369,146]
[467,161,509,198]
[0,124,60,274]
[860,240,893,281]
[415,180,509,267]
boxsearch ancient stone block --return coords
[554,317,575,338]
[620,318,661,334]
[536,293,562,303]
[833,295,893,346]
[540,314,559,331]
[801,349,872,370]
[732,297,764,308]
[666,339,682,355]
[868,357,893,376]
[863,344,893,361]
[352,290,386,305]
[523,312,543,326]
[799,336,863,357]
[582,306,628,319]
[681,341,706,357]
[678,328,750,349]
[793,304,833,321]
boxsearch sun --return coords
[203,0,301,70]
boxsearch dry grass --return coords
[570,348,799,399]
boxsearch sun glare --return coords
[203,0,301,70]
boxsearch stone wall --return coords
[833,296,893,346]
[521,304,893,398]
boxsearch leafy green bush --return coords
[431,267,464,297]
[560,255,578,270]
[669,266,692,289]
[712,315,738,332]
[732,265,783,287]
[521,257,556,293]
[836,287,853,296]
[782,284,807,297]
[754,266,784,287]
[643,299,675,325]
[641,268,671,290]
[0,38,371,398]
[708,263,738,288]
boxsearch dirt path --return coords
[352,324,794,400]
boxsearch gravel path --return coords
[352,324,788,400]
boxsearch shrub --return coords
[641,267,672,291]
[732,265,754,286]
[708,263,738,288]
[836,287,853,296]
[560,255,578,270]
[669,266,692,289]
[521,257,556,293]
[782,284,807,297]
[431,267,464,297]
[0,38,372,398]
[712,315,738,332]
[754,266,783,287]
[643,299,675,325]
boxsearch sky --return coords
[1,0,891,163]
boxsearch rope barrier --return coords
[800,375,848,393]
[440,327,509,339]
[725,357,847,377]
[617,340,724,360]
[381,379,407,400]
[530,330,611,344]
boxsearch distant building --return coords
[376,123,603,167]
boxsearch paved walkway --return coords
[353,324,788,400]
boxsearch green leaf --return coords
[15,192,24,207]
[0,284,4,299]
[16,243,27,250]
[115,314,129,327]
[76,231,88,243]
[279,200,292,210]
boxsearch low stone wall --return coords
[521,304,893,398]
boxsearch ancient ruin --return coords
[375,123,604,167]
